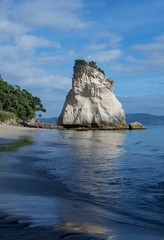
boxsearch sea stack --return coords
[57,60,128,129]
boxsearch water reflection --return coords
[0,136,33,152]
[56,221,108,235]
[48,130,126,203]
[63,130,126,158]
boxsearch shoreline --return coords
[0,119,146,132]
[0,124,40,139]
[0,120,59,129]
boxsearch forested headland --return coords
[0,74,46,122]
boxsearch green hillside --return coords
[0,74,46,122]
[126,113,164,125]
[37,117,57,125]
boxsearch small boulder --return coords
[129,122,145,130]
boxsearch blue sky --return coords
[0,0,164,117]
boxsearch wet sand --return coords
[0,124,38,138]
[0,125,164,240]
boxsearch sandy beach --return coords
[0,125,164,240]
[0,124,38,138]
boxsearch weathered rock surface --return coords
[58,62,128,129]
[21,119,58,129]
[129,122,145,129]
[0,119,59,129]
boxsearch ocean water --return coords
[0,126,164,238]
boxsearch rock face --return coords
[57,62,128,129]
[129,122,145,129]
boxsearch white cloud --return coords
[37,50,76,66]
[86,49,122,63]
[0,20,27,41]
[128,35,164,72]
[0,0,91,42]
[0,49,72,90]
[9,0,91,31]
[86,31,123,55]
[91,31,123,50]
[132,34,164,52]
[0,0,163,117]
[0,0,90,98]
[0,35,60,66]
[86,43,106,51]
[17,35,60,52]
[110,34,164,74]
[83,31,124,68]
[109,64,145,73]
[0,40,73,93]
[91,31,123,49]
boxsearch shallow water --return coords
[0,126,164,239]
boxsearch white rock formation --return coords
[129,122,145,129]
[57,61,127,129]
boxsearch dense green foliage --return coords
[0,74,46,121]
[75,59,105,74]
[88,61,105,74]
[75,59,88,65]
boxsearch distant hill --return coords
[37,114,164,126]
[126,113,164,125]
[36,117,57,125]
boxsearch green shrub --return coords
[0,110,18,122]
[75,59,105,74]
[88,61,105,74]
[75,59,88,65]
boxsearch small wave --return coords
[133,140,145,145]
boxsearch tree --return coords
[0,75,46,121]
[88,61,105,74]
[75,59,87,65]
[75,59,105,74]
[88,61,97,69]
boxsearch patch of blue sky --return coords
[0,0,164,116]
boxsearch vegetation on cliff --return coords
[75,59,105,74]
[0,110,17,122]
[0,74,46,121]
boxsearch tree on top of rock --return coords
[75,59,105,75]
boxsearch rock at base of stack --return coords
[129,122,145,130]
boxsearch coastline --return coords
[0,124,39,139]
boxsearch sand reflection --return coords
[56,221,108,234]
